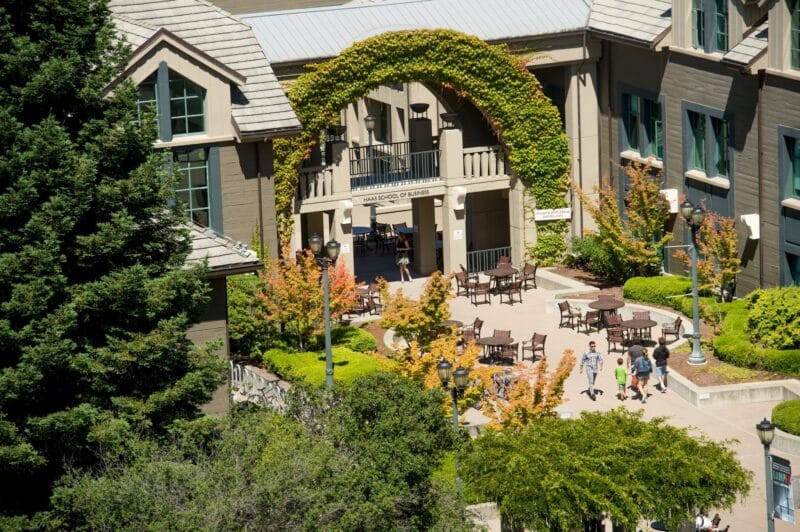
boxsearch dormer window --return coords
[693,0,728,53]
[135,63,206,142]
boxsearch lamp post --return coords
[437,360,469,486]
[756,417,776,532]
[679,199,706,365]
[364,114,376,147]
[308,234,341,390]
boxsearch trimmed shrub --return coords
[623,276,692,307]
[316,325,378,353]
[747,287,800,350]
[263,346,390,387]
[773,400,800,437]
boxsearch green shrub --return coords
[314,325,378,353]
[747,287,800,349]
[263,346,389,387]
[623,276,692,307]
[773,400,800,436]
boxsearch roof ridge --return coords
[242,0,432,19]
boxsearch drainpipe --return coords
[757,69,766,287]
[255,141,265,260]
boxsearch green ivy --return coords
[274,29,570,250]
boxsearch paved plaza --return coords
[377,269,799,531]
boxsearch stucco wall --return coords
[188,277,230,415]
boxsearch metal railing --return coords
[466,246,512,273]
[230,362,286,411]
[349,141,440,189]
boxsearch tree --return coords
[380,271,452,347]
[0,0,224,515]
[461,409,751,531]
[257,246,356,350]
[574,162,672,282]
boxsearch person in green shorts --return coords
[614,357,628,401]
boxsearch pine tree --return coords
[0,0,225,515]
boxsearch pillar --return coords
[412,196,437,275]
[329,141,351,196]
[509,179,527,266]
[439,127,467,274]
[331,200,354,273]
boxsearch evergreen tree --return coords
[0,0,225,515]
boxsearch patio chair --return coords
[498,255,511,265]
[607,328,626,353]
[518,262,537,290]
[454,271,476,298]
[661,316,682,342]
[578,310,602,335]
[461,330,476,345]
[558,301,580,329]
[521,333,546,361]
[346,298,370,318]
[598,293,616,301]
[633,310,651,320]
[463,317,484,338]
[493,329,511,338]
[499,279,523,305]
[606,314,622,329]
[366,298,381,315]
[471,282,491,306]
[368,282,382,305]
[711,514,721,528]
[499,342,519,364]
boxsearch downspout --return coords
[757,68,766,287]
[255,141,265,261]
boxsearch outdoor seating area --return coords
[352,224,402,257]
[452,259,539,306]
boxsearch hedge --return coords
[773,400,800,437]
[714,299,800,376]
[264,346,391,387]
[315,325,378,353]
[623,276,692,308]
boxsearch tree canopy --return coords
[0,0,223,515]
[460,409,751,530]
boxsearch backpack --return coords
[637,356,652,374]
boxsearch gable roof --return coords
[242,0,591,66]
[722,21,768,71]
[110,0,300,138]
[588,0,671,47]
[186,223,262,277]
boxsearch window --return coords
[174,148,211,227]
[692,0,728,53]
[780,127,800,285]
[374,101,391,144]
[792,0,800,69]
[789,254,800,285]
[169,73,205,136]
[136,63,206,142]
[621,93,663,160]
[787,136,800,198]
[686,109,729,178]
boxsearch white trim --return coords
[781,197,800,212]
[684,169,731,190]
[156,135,236,149]
[620,149,664,169]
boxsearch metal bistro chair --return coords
[558,301,580,329]
[632,310,652,340]
[578,310,602,335]
[454,271,476,298]
[471,282,492,306]
[607,328,626,353]
[463,317,484,339]
[499,279,523,305]
[499,342,519,364]
[518,262,537,290]
[521,333,546,361]
[661,316,682,343]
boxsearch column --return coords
[412,196,437,275]
[331,200,354,273]
[439,127,467,274]
[509,179,527,266]
[328,141,351,196]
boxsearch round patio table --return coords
[588,298,625,327]
[438,319,463,329]
[620,318,657,342]
[483,267,518,293]
[476,335,514,363]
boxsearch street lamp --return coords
[308,234,341,390]
[756,417,776,532]
[364,114,376,146]
[437,360,469,486]
[679,199,706,365]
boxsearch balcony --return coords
[349,141,440,189]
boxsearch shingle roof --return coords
[110,0,300,137]
[186,223,262,276]
[242,0,591,66]
[722,21,768,69]
[588,0,671,46]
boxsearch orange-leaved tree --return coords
[257,245,356,350]
[380,270,453,347]
[676,209,740,301]
[488,349,576,429]
[574,162,671,282]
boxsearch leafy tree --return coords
[461,409,751,531]
[380,271,452,347]
[0,0,224,515]
[574,162,672,282]
[257,245,356,350]
[227,273,278,360]
[676,209,740,301]
[47,376,468,530]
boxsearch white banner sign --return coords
[534,208,572,221]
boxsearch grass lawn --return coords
[264,346,393,387]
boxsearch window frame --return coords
[692,0,729,53]
[792,0,800,70]
[779,126,800,201]
[168,73,206,137]
[618,86,666,165]
[136,61,207,143]
[171,146,223,232]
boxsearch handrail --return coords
[466,246,512,273]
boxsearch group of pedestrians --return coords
[579,336,671,404]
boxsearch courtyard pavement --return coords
[375,269,798,531]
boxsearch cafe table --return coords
[476,335,514,363]
[483,267,518,294]
[588,298,625,327]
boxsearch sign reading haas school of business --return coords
[357,188,436,205]
[534,208,572,221]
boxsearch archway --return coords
[274,29,570,258]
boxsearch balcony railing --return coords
[350,141,440,189]
[297,166,334,200]
[466,246,512,273]
[463,145,506,179]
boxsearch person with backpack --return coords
[631,348,653,403]
[626,337,644,395]
[652,336,670,392]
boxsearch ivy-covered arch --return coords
[274,29,570,252]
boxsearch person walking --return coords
[614,357,628,401]
[626,336,644,396]
[396,232,412,282]
[632,348,653,403]
[653,336,670,393]
[579,341,603,401]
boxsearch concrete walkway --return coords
[381,270,798,531]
